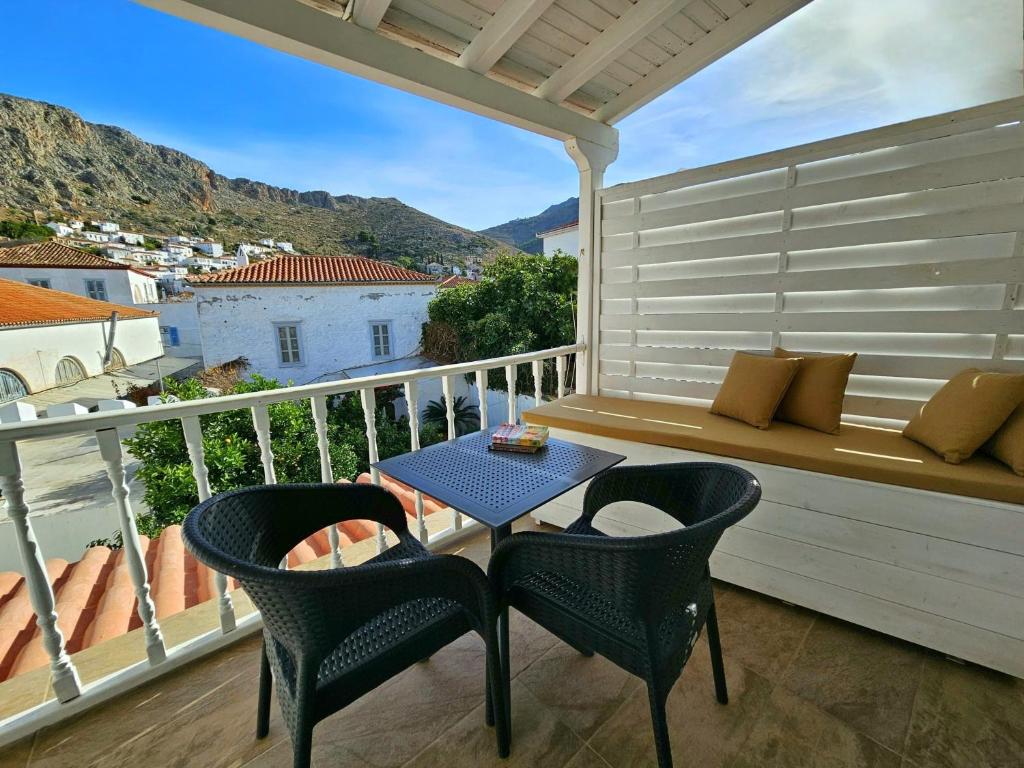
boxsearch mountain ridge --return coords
[480,196,579,254]
[0,92,509,264]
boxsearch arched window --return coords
[0,369,28,403]
[54,357,86,387]
[107,348,127,371]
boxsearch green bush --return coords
[0,219,54,240]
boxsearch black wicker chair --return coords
[182,482,509,768]
[489,462,760,768]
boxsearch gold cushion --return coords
[903,369,1024,464]
[773,347,857,434]
[985,404,1024,476]
[710,351,801,429]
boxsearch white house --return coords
[165,242,194,261]
[98,221,119,234]
[275,241,294,253]
[68,220,84,231]
[0,240,159,305]
[79,231,110,244]
[189,254,438,385]
[119,232,146,246]
[195,241,224,257]
[424,262,445,275]
[258,238,275,247]
[0,278,163,402]
[46,222,73,237]
[536,220,579,258]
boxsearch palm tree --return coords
[423,395,481,436]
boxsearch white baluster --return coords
[360,388,386,553]
[311,395,342,568]
[96,428,166,665]
[0,440,82,702]
[251,405,277,484]
[556,356,567,399]
[532,359,543,406]
[505,363,517,423]
[181,416,236,633]
[440,375,462,530]
[475,369,489,430]
[404,380,428,544]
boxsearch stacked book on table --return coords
[490,423,550,453]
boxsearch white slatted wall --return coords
[597,98,1024,426]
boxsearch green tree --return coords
[0,219,54,240]
[423,395,481,436]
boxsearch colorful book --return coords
[491,423,549,449]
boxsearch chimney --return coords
[236,244,249,266]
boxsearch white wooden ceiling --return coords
[139,0,810,144]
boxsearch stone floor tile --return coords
[404,680,584,768]
[589,643,772,768]
[516,641,641,740]
[0,738,33,768]
[564,745,614,768]
[780,615,925,753]
[727,686,901,768]
[714,585,816,682]
[902,657,1024,768]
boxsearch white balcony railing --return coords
[0,343,581,745]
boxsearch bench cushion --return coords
[524,395,1024,505]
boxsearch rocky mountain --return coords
[0,93,509,264]
[480,197,579,254]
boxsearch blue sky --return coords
[0,0,1020,231]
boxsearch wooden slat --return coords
[601,256,1024,299]
[601,309,1020,334]
[603,204,1024,265]
[601,144,1024,236]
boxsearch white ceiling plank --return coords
[458,0,556,74]
[136,0,618,147]
[352,0,394,29]
[594,0,812,124]
[534,0,689,104]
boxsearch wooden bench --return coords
[524,394,1024,678]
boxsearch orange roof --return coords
[188,254,435,285]
[0,240,132,270]
[0,278,156,328]
[0,476,445,682]
[438,275,475,288]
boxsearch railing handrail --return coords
[0,344,583,441]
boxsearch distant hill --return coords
[0,93,509,265]
[480,197,578,254]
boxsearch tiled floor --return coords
[3,525,1023,768]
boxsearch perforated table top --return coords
[372,428,625,530]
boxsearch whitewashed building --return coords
[119,232,146,246]
[0,241,159,305]
[537,220,579,258]
[189,254,438,384]
[98,221,119,234]
[46,222,73,237]
[78,231,109,244]
[0,278,163,401]
[195,241,224,257]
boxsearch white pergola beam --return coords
[135,0,617,148]
[352,0,392,30]
[458,0,555,75]
[534,0,688,104]
[594,0,812,123]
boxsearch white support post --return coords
[532,359,543,405]
[440,375,461,530]
[556,356,567,399]
[404,380,428,544]
[251,405,277,485]
[0,440,82,702]
[565,136,619,396]
[181,416,236,632]
[505,364,517,423]
[360,388,386,552]
[96,427,166,665]
[475,369,489,430]
[310,395,342,567]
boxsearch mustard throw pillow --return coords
[985,403,1024,476]
[773,347,857,434]
[711,352,801,429]
[902,369,1024,464]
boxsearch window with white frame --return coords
[370,321,393,359]
[85,279,107,300]
[275,323,303,366]
[27,278,51,289]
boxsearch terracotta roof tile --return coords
[0,278,155,328]
[438,275,474,289]
[188,254,435,285]
[0,240,131,270]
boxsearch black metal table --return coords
[372,426,625,700]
